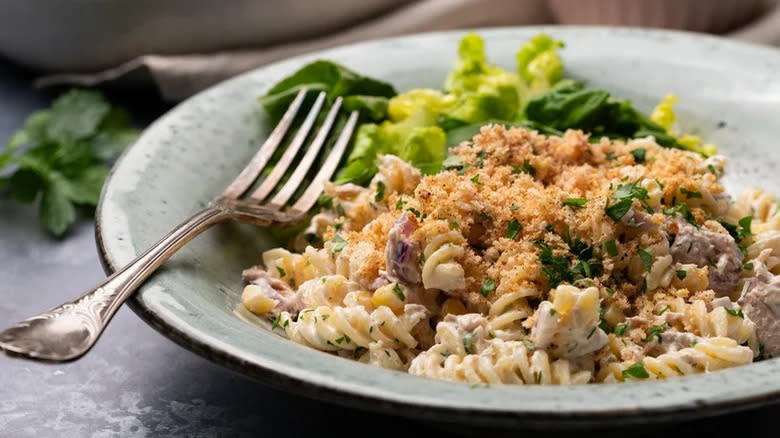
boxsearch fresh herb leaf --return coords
[657,305,670,315]
[392,283,406,301]
[725,308,744,319]
[604,240,618,257]
[630,148,646,163]
[645,323,669,343]
[506,219,523,239]
[512,159,536,176]
[744,262,754,271]
[481,277,496,297]
[622,363,650,380]
[374,180,386,202]
[663,203,697,225]
[679,187,702,199]
[448,220,460,229]
[707,164,717,174]
[470,174,481,184]
[614,322,627,336]
[638,248,653,272]
[276,266,286,277]
[676,270,687,280]
[332,235,347,254]
[510,204,519,211]
[563,198,587,208]
[463,332,476,354]
[606,198,633,221]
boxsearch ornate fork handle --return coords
[0,206,241,362]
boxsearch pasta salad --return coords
[239,33,780,385]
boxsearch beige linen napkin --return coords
[36,0,551,101]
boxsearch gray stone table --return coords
[0,60,778,437]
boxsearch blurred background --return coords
[1,0,779,101]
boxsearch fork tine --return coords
[267,96,343,209]
[290,110,359,214]
[247,91,326,202]
[220,87,308,199]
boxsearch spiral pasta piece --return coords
[409,339,592,385]
[282,304,429,352]
[421,231,466,291]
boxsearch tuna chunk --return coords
[738,263,780,357]
[385,213,421,285]
[645,331,702,356]
[666,218,743,296]
[242,267,303,313]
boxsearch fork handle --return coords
[0,206,229,362]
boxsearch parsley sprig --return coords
[0,89,138,236]
[605,180,649,221]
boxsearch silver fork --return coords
[0,88,358,363]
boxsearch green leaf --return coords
[604,240,618,257]
[638,248,654,272]
[23,110,52,144]
[481,277,496,297]
[516,33,565,88]
[46,89,111,142]
[630,147,646,163]
[39,184,77,236]
[259,60,396,121]
[342,95,390,122]
[622,363,650,380]
[61,165,109,205]
[9,168,43,204]
[506,219,523,240]
[392,283,406,301]
[606,198,632,221]
[563,198,587,208]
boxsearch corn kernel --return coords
[441,298,467,316]
[371,284,405,313]
[241,284,278,315]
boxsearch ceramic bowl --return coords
[96,27,780,428]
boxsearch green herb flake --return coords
[725,308,745,319]
[506,219,523,240]
[606,287,616,295]
[463,332,476,354]
[657,305,670,316]
[395,198,407,210]
[676,270,687,280]
[605,240,618,257]
[374,180,386,203]
[271,314,282,330]
[622,363,650,380]
[275,266,286,277]
[406,207,421,218]
[470,174,481,185]
[630,148,646,163]
[605,151,616,161]
[638,248,654,272]
[549,308,557,316]
[645,323,669,343]
[563,198,588,208]
[336,203,346,217]
[587,326,597,340]
[606,198,633,222]
[392,283,406,301]
[448,220,460,229]
[332,235,347,254]
[614,323,627,336]
[481,277,496,297]
[680,187,702,199]
[512,159,536,177]
[707,164,717,174]
[744,262,754,271]
[510,204,519,211]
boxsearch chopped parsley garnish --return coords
[538,242,572,289]
[605,287,616,295]
[333,222,343,231]
[687,241,694,253]
[645,323,669,343]
[419,252,426,264]
[395,198,407,210]
[392,283,405,301]
[271,314,282,330]
[506,219,523,239]
[563,198,588,208]
[663,203,697,225]
[679,187,702,199]
[598,308,611,333]
[457,164,472,176]
[707,164,717,174]
[470,174,481,184]
[535,371,543,384]
[481,277,496,297]
[655,178,665,190]
[336,203,346,217]
[510,204,519,211]
[374,181,386,202]
[332,235,347,254]
[630,148,646,163]
[676,270,687,280]
[406,207,421,218]
[587,326,598,340]
[604,239,618,257]
[614,322,627,336]
[463,332,476,354]
[512,159,536,176]
[448,219,460,229]
[744,262,754,271]
[622,363,650,380]
[725,308,745,319]
[657,305,670,315]
[719,216,753,243]
[475,150,487,168]
[549,308,557,316]
[605,151,616,161]
[545,224,555,232]
[276,266,286,277]
[638,248,654,272]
